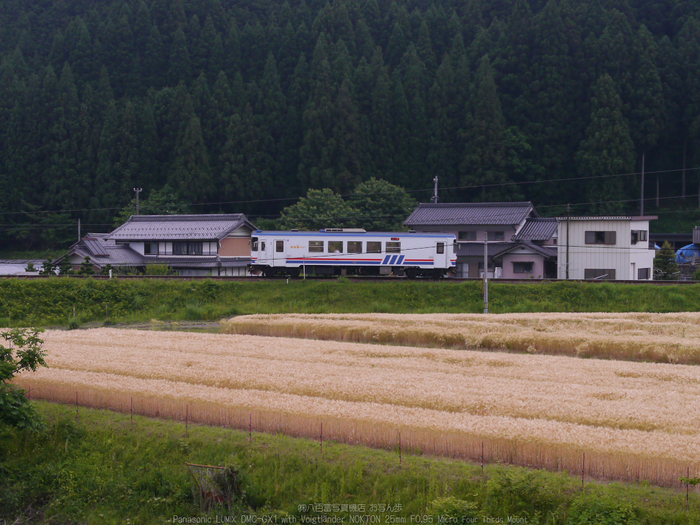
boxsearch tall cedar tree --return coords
[576,74,635,214]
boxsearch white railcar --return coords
[250,229,457,277]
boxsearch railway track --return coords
[1,274,698,285]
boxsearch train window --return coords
[436,242,445,254]
[367,242,381,253]
[309,241,324,253]
[347,241,362,253]
[260,241,266,251]
[386,241,401,253]
[329,241,343,253]
[276,240,284,252]
[251,238,258,251]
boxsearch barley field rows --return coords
[15,313,700,487]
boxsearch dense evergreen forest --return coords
[1,0,700,250]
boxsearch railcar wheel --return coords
[405,268,419,279]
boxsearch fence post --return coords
[130,397,133,426]
[481,442,484,479]
[320,421,323,454]
[185,404,189,436]
[398,431,402,465]
[75,391,79,422]
[582,453,585,488]
[249,413,252,442]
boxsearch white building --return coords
[557,216,656,280]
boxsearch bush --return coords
[566,494,641,524]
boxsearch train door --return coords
[273,239,285,267]
[434,241,447,268]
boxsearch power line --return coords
[0,166,698,218]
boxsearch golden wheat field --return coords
[222,312,700,364]
[14,326,700,487]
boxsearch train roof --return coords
[253,230,456,238]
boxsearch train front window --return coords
[367,242,381,253]
[309,241,324,253]
[386,241,401,253]
[329,241,343,253]
[251,238,258,251]
[347,241,362,254]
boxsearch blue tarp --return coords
[675,244,700,264]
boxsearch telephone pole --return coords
[483,232,488,314]
[430,176,439,203]
[133,188,143,215]
[566,203,570,280]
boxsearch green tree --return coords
[279,188,359,230]
[114,184,191,226]
[460,55,512,201]
[654,241,680,281]
[348,178,417,231]
[0,328,47,431]
[576,74,635,214]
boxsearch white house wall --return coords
[557,219,654,280]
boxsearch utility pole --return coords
[133,188,143,215]
[640,153,645,216]
[566,204,570,280]
[430,176,439,203]
[483,232,488,314]
[78,218,81,241]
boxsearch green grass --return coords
[1,402,698,524]
[1,278,700,328]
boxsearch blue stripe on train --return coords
[381,255,406,265]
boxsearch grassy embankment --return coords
[1,402,698,525]
[1,278,699,327]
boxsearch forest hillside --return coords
[0,0,699,249]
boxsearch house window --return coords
[584,269,616,280]
[638,268,651,280]
[347,241,362,254]
[585,231,616,245]
[513,262,534,273]
[144,242,159,255]
[632,230,648,244]
[458,231,477,241]
[328,241,343,253]
[367,242,381,253]
[386,241,401,253]
[276,240,284,252]
[173,242,203,255]
[492,231,505,241]
[309,241,324,253]
[436,242,445,254]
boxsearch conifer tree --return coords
[460,55,512,201]
[576,74,635,214]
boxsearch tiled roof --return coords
[70,234,144,267]
[513,218,558,242]
[404,202,536,227]
[456,241,556,259]
[107,214,255,241]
